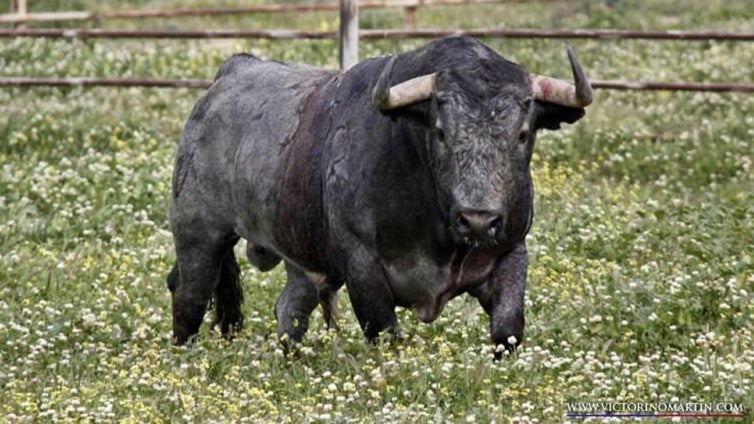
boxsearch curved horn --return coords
[529,45,593,108]
[373,55,437,110]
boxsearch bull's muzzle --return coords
[455,209,505,242]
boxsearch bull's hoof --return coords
[366,325,405,346]
[492,337,520,361]
[171,332,197,346]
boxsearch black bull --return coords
[167,36,592,352]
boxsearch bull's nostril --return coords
[489,216,503,236]
[457,213,471,231]
[456,210,503,238]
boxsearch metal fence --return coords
[2,76,752,93]
[3,28,754,41]
[1,0,521,25]
[1,0,753,92]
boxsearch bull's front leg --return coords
[469,241,527,356]
[344,247,400,342]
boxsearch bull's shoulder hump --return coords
[214,53,261,80]
[184,57,336,130]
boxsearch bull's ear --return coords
[532,101,585,131]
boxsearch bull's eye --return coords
[436,128,445,142]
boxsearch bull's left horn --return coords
[373,55,437,110]
[529,45,593,108]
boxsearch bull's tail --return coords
[211,251,244,338]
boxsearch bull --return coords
[167,36,592,352]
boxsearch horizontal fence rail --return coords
[2,28,754,41]
[592,80,754,93]
[0,28,339,39]
[0,77,213,88]
[2,77,754,93]
[362,28,754,41]
[0,0,530,23]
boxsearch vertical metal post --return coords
[339,0,359,69]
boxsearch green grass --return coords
[2,0,753,422]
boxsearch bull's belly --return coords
[382,246,501,322]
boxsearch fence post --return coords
[404,6,417,28]
[339,0,359,69]
[10,0,26,27]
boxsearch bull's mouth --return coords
[452,233,502,249]
[450,244,502,293]
[450,223,506,249]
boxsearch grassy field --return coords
[1,0,753,422]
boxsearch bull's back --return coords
[174,55,337,242]
[174,55,337,262]
[192,54,336,158]
[213,55,336,151]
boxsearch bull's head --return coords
[373,42,592,248]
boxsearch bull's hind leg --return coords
[275,263,318,344]
[168,233,240,345]
[211,251,244,339]
[275,263,341,345]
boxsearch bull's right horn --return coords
[529,45,593,108]
[373,55,437,110]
